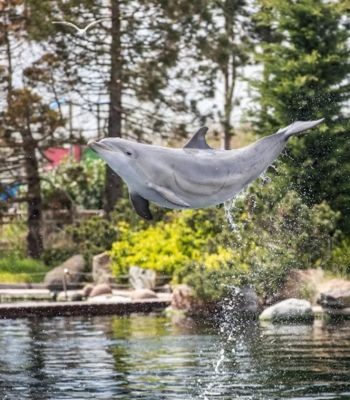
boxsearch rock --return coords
[229,286,260,315]
[87,294,131,303]
[130,288,157,300]
[129,266,156,290]
[71,292,83,301]
[56,290,83,302]
[259,298,314,322]
[44,255,86,291]
[92,252,115,285]
[171,284,194,311]
[89,284,112,298]
[82,284,94,298]
[317,279,350,308]
[280,269,324,304]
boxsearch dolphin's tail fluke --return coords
[278,118,325,140]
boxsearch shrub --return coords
[0,222,27,258]
[41,157,105,210]
[110,170,340,301]
[0,256,49,283]
[41,247,77,269]
[330,240,350,276]
[41,216,118,268]
[66,216,118,264]
[110,209,224,277]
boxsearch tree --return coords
[186,0,251,149]
[0,0,67,258]
[253,0,350,233]
[0,89,63,257]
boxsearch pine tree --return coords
[253,0,350,233]
[187,0,251,149]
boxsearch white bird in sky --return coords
[52,19,108,36]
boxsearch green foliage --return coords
[66,216,118,264]
[42,216,118,268]
[110,170,340,301]
[42,216,117,267]
[110,209,223,277]
[218,174,340,299]
[0,222,27,258]
[253,0,350,233]
[330,240,350,277]
[41,157,106,210]
[41,247,77,269]
[0,256,49,283]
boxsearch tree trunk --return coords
[104,0,123,216]
[22,134,43,259]
[222,2,236,150]
[223,65,236,150]
[4,6,13,107]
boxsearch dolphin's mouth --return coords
[87,139,113,152]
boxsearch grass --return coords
[0,256,49,283]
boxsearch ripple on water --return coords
[0,315,349,400]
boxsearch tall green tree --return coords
[253,0,350,233]
[0,90,64,258]
[0,1,66,257]
[188,0,251,149]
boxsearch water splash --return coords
[214,348,225,373]
[259,170,271,185]
[223,198,237,231]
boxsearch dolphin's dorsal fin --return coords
[183,127,212,150]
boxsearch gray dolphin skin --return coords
[88,118,324,220]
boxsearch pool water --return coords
[0,315,349,399]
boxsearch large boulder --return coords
[82,284,94,298]
[280,269,324,304]
[129,266,156,290]
[92,252,115,285]
[317,279,350,309]
[89,284,113,298]
[130,288,157,300]
[259,298,314,323]
[171,284,195,311]
[44,255,86,290]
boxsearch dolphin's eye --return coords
[126,150,132,156]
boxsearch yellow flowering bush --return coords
[110,210,223,277]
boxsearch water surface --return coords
[0,315,349,399]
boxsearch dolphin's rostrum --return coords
[88,119,324,220]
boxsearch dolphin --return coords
[88,118,324,220]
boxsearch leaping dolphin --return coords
[88,119,324,220]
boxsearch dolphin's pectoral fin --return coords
[130,192,153,220]
[148,183,190,208]
[183,127,213,150]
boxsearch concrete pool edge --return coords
[1,300,350,320]
[0,298,171,319]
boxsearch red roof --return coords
[44,145,81,168]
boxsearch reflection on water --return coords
[0,315,349,399]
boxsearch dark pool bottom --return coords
[0,315,349,400]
